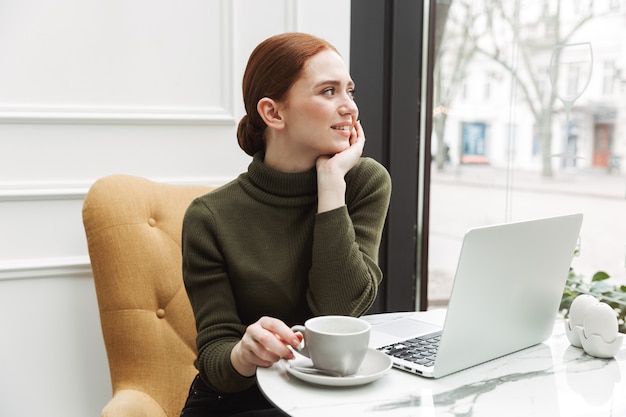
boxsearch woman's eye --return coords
[322,87,355,99]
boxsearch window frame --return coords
[351,0,433,312]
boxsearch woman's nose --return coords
[340,94,358,116]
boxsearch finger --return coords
[241,331,285,366]
[349,121,359,144]
[352,119,362,134]
[259,316,301,346]
[347,122,362,147]
[355,120,365,142]
[350,128,358,145]
[234,336,269,372]
[256,317,300,358]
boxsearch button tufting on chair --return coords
[83,174,215,417]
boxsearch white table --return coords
[257,310,626,416]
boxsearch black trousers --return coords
[180,374,287,417]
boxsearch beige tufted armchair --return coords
[82,175,215,417]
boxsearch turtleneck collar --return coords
[239,152,318,204]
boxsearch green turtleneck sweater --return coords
[182,152,391,393]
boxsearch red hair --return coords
[236,33,339,156]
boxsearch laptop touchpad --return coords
[374,318,441,337]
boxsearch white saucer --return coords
[282,348,392,387]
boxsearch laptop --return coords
[370,213,583,378]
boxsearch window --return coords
[603,60,616,96]
[350,0,625,313]
[461,122,488,164]
[429,0,626,307]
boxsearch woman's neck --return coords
[263,145,316,173]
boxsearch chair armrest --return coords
[101,389,168,417]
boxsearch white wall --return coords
[0,1,351,415]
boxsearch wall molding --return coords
[0,1,235,126]
[0,106,236,125]
[0,256,92,281]
[219,0,235,122]
[285,0,298,31]
[0,183,91,202]
[0,176,233,202]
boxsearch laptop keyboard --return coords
[377,331,442,368]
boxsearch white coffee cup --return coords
[291,315,371,376]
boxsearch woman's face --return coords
[276,49,359,162]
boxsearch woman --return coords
[180,32,391,416]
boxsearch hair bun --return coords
[237,114,264,156]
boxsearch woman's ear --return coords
[257,98,285,129]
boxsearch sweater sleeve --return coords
[306,158,392,316]
[181,197,256,393]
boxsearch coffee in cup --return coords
[291,315,371,376]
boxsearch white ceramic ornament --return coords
[564,294,599,347]
[575,302,623,359]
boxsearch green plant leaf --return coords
[591,271,610,282]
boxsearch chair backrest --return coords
[83,174,214,417]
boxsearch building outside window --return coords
[428,0,626,306]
